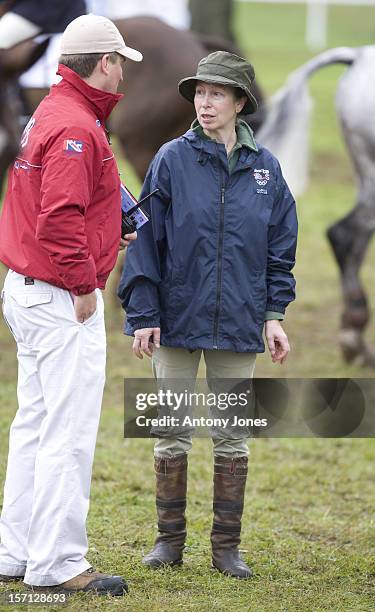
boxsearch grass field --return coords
[1,3,375,611]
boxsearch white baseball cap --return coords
[60,14,143,62]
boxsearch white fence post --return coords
[306,1,328,49]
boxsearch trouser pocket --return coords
[1,289,16,341]
[9,286,63,347]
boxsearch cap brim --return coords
[117,45,143,62]
[178,75,257,114]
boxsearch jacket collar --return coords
[190,118,258,152]
[183,120,260,168]
[56,64,123,123]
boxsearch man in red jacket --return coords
[0,14,141,596]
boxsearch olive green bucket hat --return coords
[178,50,257,114]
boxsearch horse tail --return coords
[257,47,359,197]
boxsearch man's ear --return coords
[100,53,111,76]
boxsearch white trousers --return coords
[0,271,106,586]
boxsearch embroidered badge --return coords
[253,168,270,186]
[14,160,29,171]
[63,139,84,153]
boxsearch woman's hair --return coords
[233,87,248,114]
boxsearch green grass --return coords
[1,3,375,611]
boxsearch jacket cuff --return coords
[130,319,160,332]
[266,303,285,314]
[264,310,284,321]
[71,285,97,296]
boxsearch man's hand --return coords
[74,291,97,323]
[119,231,137,250]
[265,320,290,364]
[133,327,160,359]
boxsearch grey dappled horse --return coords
[258,46,375,367]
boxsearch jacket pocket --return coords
[159,261,181,317]
[250,271,267,326]
[159,276,175,322]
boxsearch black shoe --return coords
[61,568,128,596]
[0,574,24,582]
[27,567,128,597]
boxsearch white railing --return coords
[236,0,375,48]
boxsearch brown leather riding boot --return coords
[142,453,188,568]
[211,455,253,579]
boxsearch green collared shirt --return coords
[192,117,257,173]
[192,118,283,322]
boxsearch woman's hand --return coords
[265,320,290,364]
[133,327,160,359]
[119,231,137,250]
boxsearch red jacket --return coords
[0,65,122,295]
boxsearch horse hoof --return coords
[339,329,363,363]
[339,330,375,367]
[360,346,375,368]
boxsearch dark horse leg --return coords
[327,203,375,366]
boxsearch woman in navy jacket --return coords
[118,51,298,579]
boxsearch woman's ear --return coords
[236,97,247,114]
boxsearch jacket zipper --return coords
[213,186,225,349]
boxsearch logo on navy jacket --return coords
[253,168,270,186]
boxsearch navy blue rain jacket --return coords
[118,129,298,353]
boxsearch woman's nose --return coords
[201,94,211,107]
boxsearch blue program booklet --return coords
[120,183,149,230]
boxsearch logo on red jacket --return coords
[63,139,84,153]
[253,168,270,186]
[20,117,36,149]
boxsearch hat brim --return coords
[178,75,257,114]
[117,45,143,62]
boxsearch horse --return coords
[257,46,375,367]
[0,39,49,193]
[20,17,265,180]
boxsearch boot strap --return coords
[214,464,247,476]
[213,500,243,513]
[155,456,188,475]
[156,498,186,510]
[212,521,241,534]
[158,520,186,533]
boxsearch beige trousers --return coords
[151,346,256,458]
